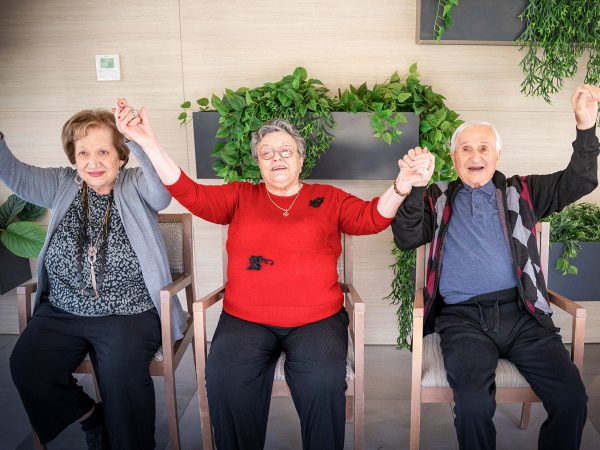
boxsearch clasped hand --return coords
[395,146,435,192]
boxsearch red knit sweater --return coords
[166,171,392,327]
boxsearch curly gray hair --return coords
[250,119,306,160]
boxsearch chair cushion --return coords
[421,333,531,388]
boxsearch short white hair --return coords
[450,120,502,153]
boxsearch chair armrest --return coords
[160,273,193,297]
[547,289,586,318]
[548,289,586,371]
[16,281,38,333]
[343,283,365,314]
[193,286,226,314]
[413,288,424,319]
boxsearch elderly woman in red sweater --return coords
[114,100,433,450]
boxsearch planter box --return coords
[193,111,419,180]
[0,241,32,295]
[417,0,528,45]
[547,242,600,301]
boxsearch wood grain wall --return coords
[1,0,598,342]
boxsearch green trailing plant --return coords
[433,0,459,41]
[517,0,600,103]
[542,202,600,275]
[180,64,461,348]
[0,194,47,258]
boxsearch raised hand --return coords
[113,98,157,148]
[571,84,600,130]
[395,146,435,192]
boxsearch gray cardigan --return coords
[0,136,187,340]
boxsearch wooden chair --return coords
[409,222,586,450]
[17,213,195,450]
[193,230,365,450]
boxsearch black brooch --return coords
[247,256,274,270]
[309,197,324,208]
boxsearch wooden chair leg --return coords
[520,402,532,430]
[410,393,421,450]
[32,430,47,450]
[164,369,181,450]
[345,394,354,422]
[354,392,364,450]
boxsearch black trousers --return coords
[206,308,349,450]
[436,288,588,450]
[9,300,161,449]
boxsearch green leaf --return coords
[293,67,307,81]
[245,91,253,106]
[1,222,46,258]
[198,97,209,107]
[180,100,191,108]
[178,112,187,122]
[0,195,26,228]
[17,203,46,222]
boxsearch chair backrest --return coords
[159,213,194,312]
[415,222,550,289]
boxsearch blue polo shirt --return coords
[439,180,517,304]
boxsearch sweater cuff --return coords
[574,126,599,151]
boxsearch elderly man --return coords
[392,84,600,450]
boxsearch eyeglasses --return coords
[258,144,296,160]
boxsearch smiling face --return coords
[256,131,304,194]
[74,125,124,195]
[451,125,500,189]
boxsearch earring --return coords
[74,173,83,188]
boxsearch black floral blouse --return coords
[45,188,154,316]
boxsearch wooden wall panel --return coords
[1,0,599,343]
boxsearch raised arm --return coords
[113,99,182,186]
[528,84,600,220]
[0,133,64,208]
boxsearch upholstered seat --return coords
[421,333,530,389]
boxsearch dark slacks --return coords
[206,308,349,450]
[9,300,161,449]
[436,289,588,450]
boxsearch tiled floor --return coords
[1,334,599,449]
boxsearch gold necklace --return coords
[265,184,303,217]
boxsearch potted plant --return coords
[0,194,47,294]
[543,202,600,301]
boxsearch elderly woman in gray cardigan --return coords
[1,105,184,450]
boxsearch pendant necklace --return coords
[265,184,303,217]
[80,184,112,298]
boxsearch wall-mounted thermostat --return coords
[95,54,121,81]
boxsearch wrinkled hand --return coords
[395,146,435,192]
[571,84,600,130]
[113,98,157,148]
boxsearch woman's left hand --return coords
[113,98,157,148]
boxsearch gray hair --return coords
[250,119,306,160]
[450,120,502,153]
